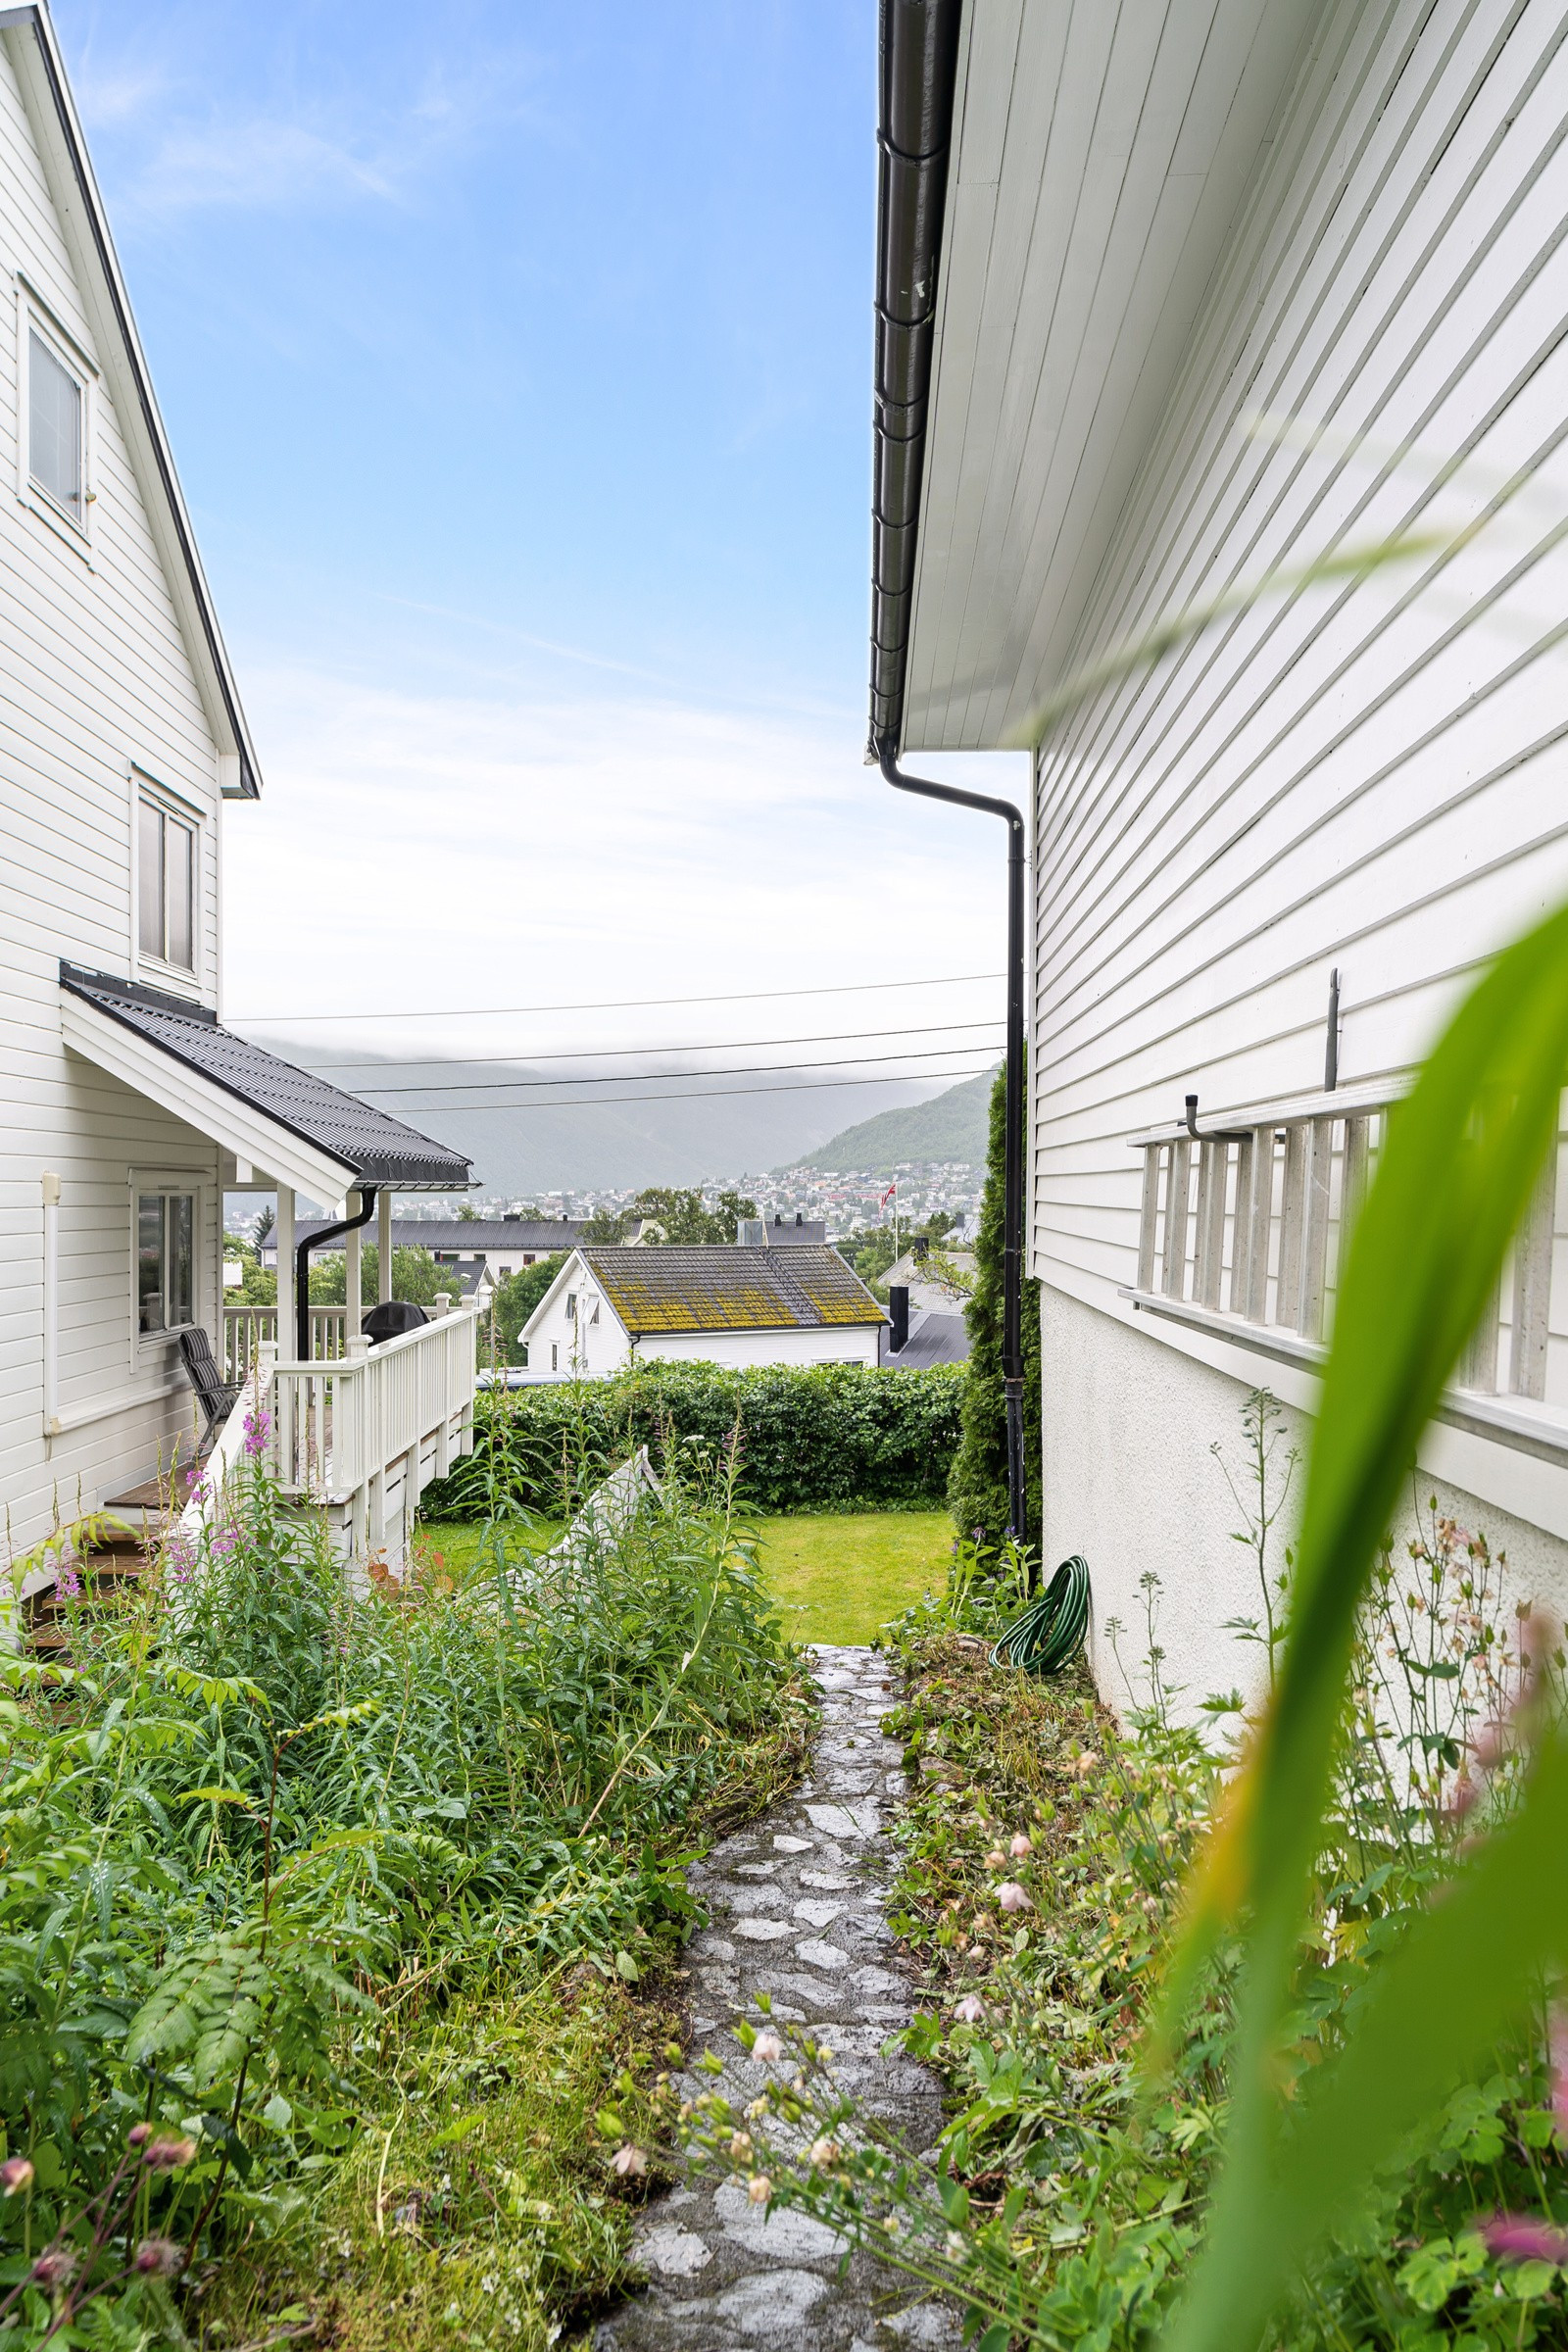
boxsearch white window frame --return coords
[129,1170,206,1367]
[130,768,207,997]
[16,280,94,556]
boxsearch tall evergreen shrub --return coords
[946,1058,1042,1551]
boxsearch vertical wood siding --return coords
[1033,0,1568,1402]
[0,42,224,1557]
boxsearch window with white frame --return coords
[24,317,86,529]
[137,793,197,971]
[136,1188,196,1337]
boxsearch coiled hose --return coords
[991,1554,1091,1677]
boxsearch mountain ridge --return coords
[778,1068,996,1175]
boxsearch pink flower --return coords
[1481,2213,1568,2265]
[242,1404,271,1460]
[1009,1833,1033,1858]
[140,2134,197,2171]
[747,2175,772,2206]
[1550,2009,1568,2146]
[808,2137,842,2168]
[997,1881,1033,1915]
[30,2250,76,2290]
[0,2158,33,2194]
[752,2031,783,2063]
[984,1847,1006,1870]
[612,2144,647,2177]
[954,1994,986,2025]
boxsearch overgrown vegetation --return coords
[0,1432,804,2348]
[422,1360,964,1520]
[579,1188,757,1247]
[684,1437,1568,2350]
[946,1059,1041,1551]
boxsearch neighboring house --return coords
[265,1216,584,1285]
[521,1247,887,1379]
[883,1310,968,1370]
[871,0,1568,1705]
[882,1249,976,1313]
[753,1215,828,1246]
[0,5,471,1571]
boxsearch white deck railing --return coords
[224,1304,347,1382]
[266,1304,478,1557]
[1127,1083,1562,1413]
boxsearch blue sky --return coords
[54,0,1017,1088]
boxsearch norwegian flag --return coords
[880,1182,897,1211]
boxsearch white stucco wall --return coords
[1044,1284,1568,1727]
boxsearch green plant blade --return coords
[1169,1715,1568,2352]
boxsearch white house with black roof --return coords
[0,5,472,1572]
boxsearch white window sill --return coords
[1120,1287,1568,1470]
[47,1373,187,1438]
[22,483,93,564]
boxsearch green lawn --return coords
[753,1510,953,1645]
[418,1510,954,1645]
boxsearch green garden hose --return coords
[991,1554,1091,1677]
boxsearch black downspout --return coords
[877,743,1028,1548]
[295,1187,377,1359]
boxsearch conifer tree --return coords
[946,1058,1042,1554]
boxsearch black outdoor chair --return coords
[363,1299,429,1347]
[178,1328,242,1449]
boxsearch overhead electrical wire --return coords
[350,1065,1000,1111]
[312,1016,1004,1073]
[345,1042,1003,1099]
[229,969,1006,1027]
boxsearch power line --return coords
[313,1016,1004,1072]
[368,1064,1000,1111]
[349,1043,1002,1100]
[228,969,1006,1027]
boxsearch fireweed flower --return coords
[0,2157,33,2194]
[997,1882,1033,1915]
[1482,2213,1568,2264]
[242,1404,271,1460]
[57,1563,81,1601]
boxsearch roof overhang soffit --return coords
[61,990,358,1203]
[0,5,261,797]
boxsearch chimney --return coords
[888,1284,909,1353]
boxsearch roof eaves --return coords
[1,4,262,798]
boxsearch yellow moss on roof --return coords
[582,1245,884,1335]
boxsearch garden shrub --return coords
[945,1056,1042,1553]
[420,1359,965,1520]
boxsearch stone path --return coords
[594,1644,957,2352]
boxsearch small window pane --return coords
[28,330,81,518]
[137,1196,165,1334]
[169,1195,194,1327]
[138,802,164,957]
[166,819,194,969]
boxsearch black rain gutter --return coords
[869,0,1029,1549]
[296,1189,377,1359]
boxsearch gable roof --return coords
[61,965,470,1195]
[578,1246,887,1336]
[1,3,261,796]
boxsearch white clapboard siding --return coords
[0,29,234,1560]
[1032,0,1568,1434]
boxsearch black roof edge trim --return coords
[866,0,962,760]
[59,958,220,1023]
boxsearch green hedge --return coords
[422,1359,965,1520]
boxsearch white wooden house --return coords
[873,0,1568,1707]
[0,4,475,1580]
[521,1247,887,1379]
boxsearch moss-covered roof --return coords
[582,1246,885,1335]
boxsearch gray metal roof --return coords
[287,1218,582,1254]
[887,1309,969,1367]
[61,965,471,1191]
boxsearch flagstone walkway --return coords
[594,1644,958,2352]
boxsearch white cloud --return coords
[221,665,1014,1067]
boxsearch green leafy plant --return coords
[947,1058,1042,1552]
